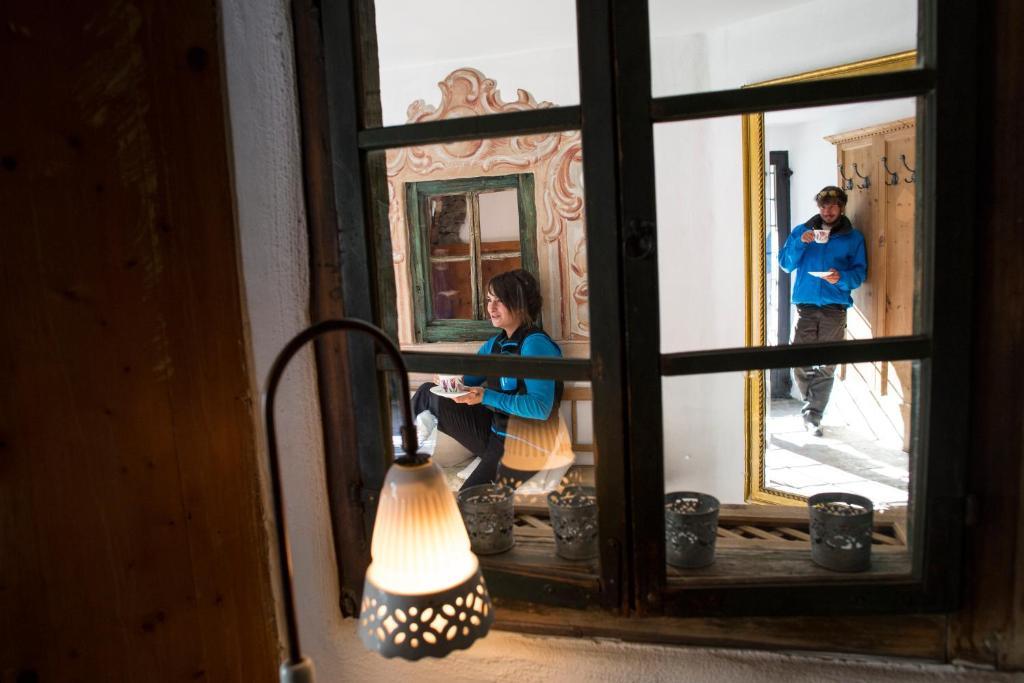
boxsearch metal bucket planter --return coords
[457,484,515,555]
[665,491,720,568]
[807,492,873,572]
[546,485,598,560]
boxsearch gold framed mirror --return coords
[743,51,918,506]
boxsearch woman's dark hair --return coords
[488,269,543,326]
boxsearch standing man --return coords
[778,186,867,436]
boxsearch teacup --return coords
[813,229,831,244]
[438,374,465,393]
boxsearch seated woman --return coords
[411,269,563,490]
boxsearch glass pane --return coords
[428,194,470,256]
[763,360,915,508]
[479,255,522,312]
[662,368,915,581]
[402,388,586,496]
[655,98,921,355]
[372,1,579,127]
[478,189,520,243]
[373,133,591,356]
[648,0,917,98]
[427,193,475,320]
[478,189,523,315]
[390,381,600,570]
[431,258,474,320]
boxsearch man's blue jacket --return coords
[778,214,867,308]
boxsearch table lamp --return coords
[264,319,494,682]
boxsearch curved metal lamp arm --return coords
[262,318,423,671]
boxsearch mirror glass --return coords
[760,360,919,509]
[742,53,920,507]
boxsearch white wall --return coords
[220,0,341,670]
[374,0,579,125]
[215,2,1020,680]
[654,115,747,499]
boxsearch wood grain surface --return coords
[0,2,279,680]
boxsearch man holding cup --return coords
[778,186,867,436]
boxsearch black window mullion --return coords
[911,0,977,610]
[660,336,931,376]
[576,0,630,614]
[357,107,582,151]
[610,0,666,614]
[650,69,934,123]
[386,352,591,382]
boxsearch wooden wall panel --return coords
[0,2,279,681]
[840,140,880,336]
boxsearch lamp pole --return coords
[263,319,423,682]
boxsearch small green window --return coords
[406,173,539,342]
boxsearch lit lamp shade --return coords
[358,460,494,659]
[500,415,575,473]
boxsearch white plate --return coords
[430,385,469,399]
[808,271,832,278]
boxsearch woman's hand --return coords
[823,268,841,284]
[453,386,485,405]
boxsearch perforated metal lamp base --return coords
[279,658,315,683]
[358,569,494,660]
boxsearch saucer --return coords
[430,385,469,399]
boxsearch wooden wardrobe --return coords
[826,118,917,451]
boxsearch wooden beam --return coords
[948,0,1024,669]
[0,2,279,679]
[492,601,947,661]
[291,0,371,617]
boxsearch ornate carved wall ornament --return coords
[386,68,588,344]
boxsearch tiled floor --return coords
[764,378,909,507]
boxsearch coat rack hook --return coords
[899,154,916,183]
[880,156,900,186]
[852,162,871,190]
[837,163,854,191]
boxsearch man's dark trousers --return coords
[792,304,847,423]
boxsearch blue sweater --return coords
[463,331,562,420]
[778,217,867,307]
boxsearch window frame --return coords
[295,0,978,631]
[406,173,540,343]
